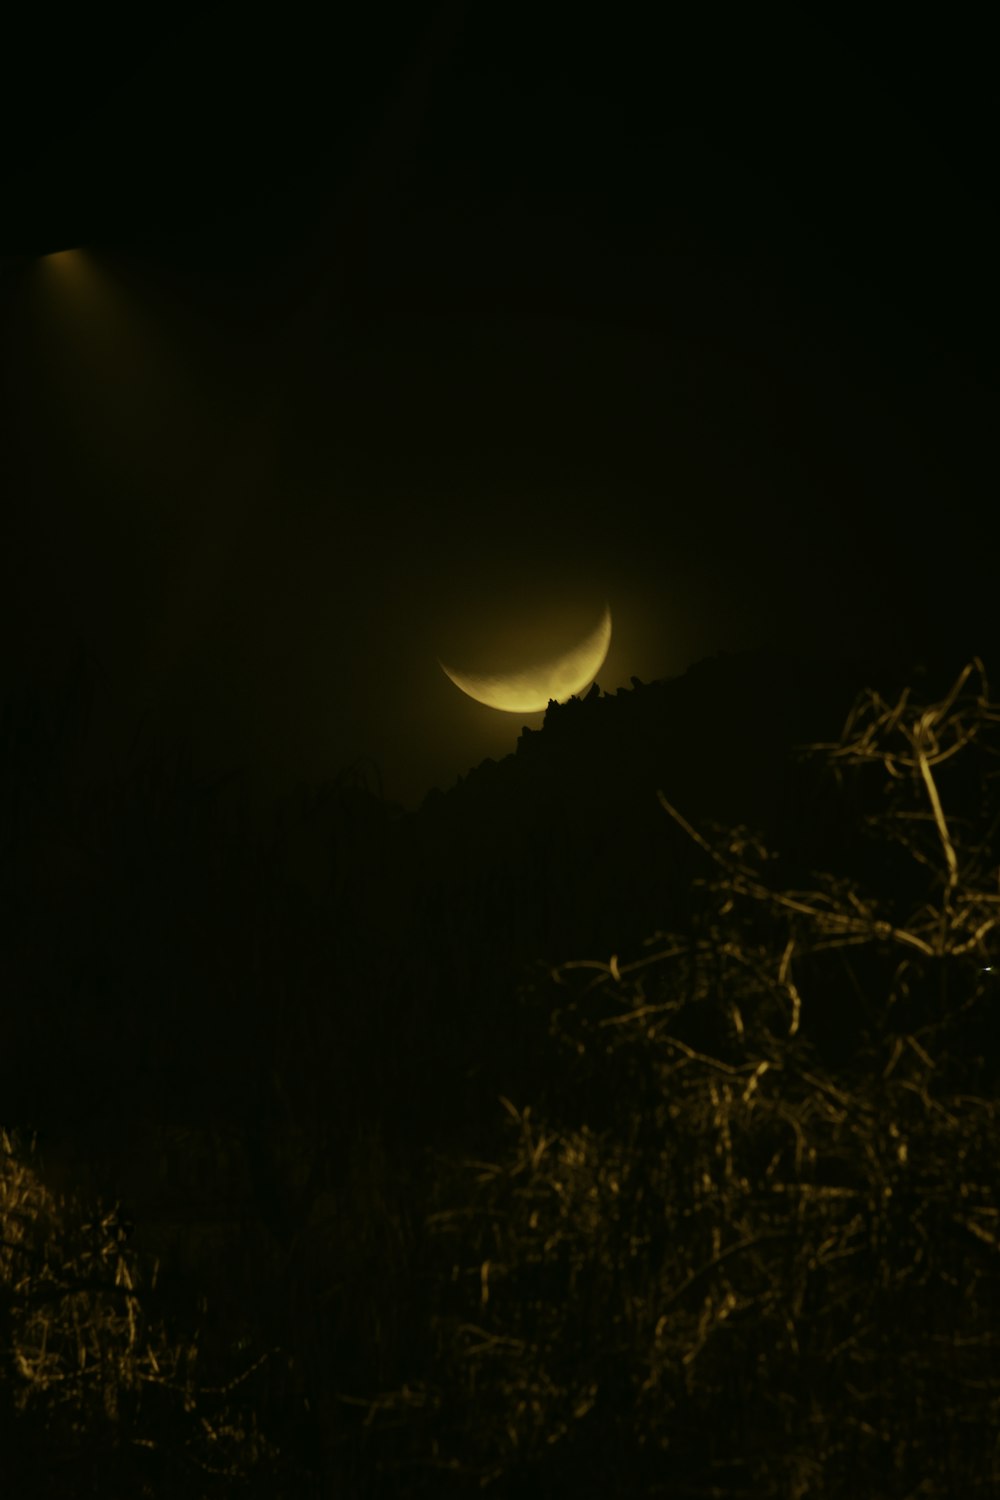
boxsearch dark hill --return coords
[387,643,944,959]
[1,638,979,1152]
[302,641,973,1142]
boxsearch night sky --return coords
[3,6,997,812]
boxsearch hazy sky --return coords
[2,6,997,809]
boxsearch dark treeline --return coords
[1,642,997,1495]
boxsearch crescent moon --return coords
[439,604,612,713]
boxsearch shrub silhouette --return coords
[362,659,1000,1497]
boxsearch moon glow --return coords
[439,604,612,713]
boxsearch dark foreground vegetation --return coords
[1,647,998,1496]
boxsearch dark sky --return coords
[2,6,997,810]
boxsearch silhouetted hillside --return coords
[1,641,972,1138]
[341,644,965,1127]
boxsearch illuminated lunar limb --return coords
[439,605,612,713]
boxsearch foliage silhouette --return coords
[357,658,999,1497]
[1,647,997,1494]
